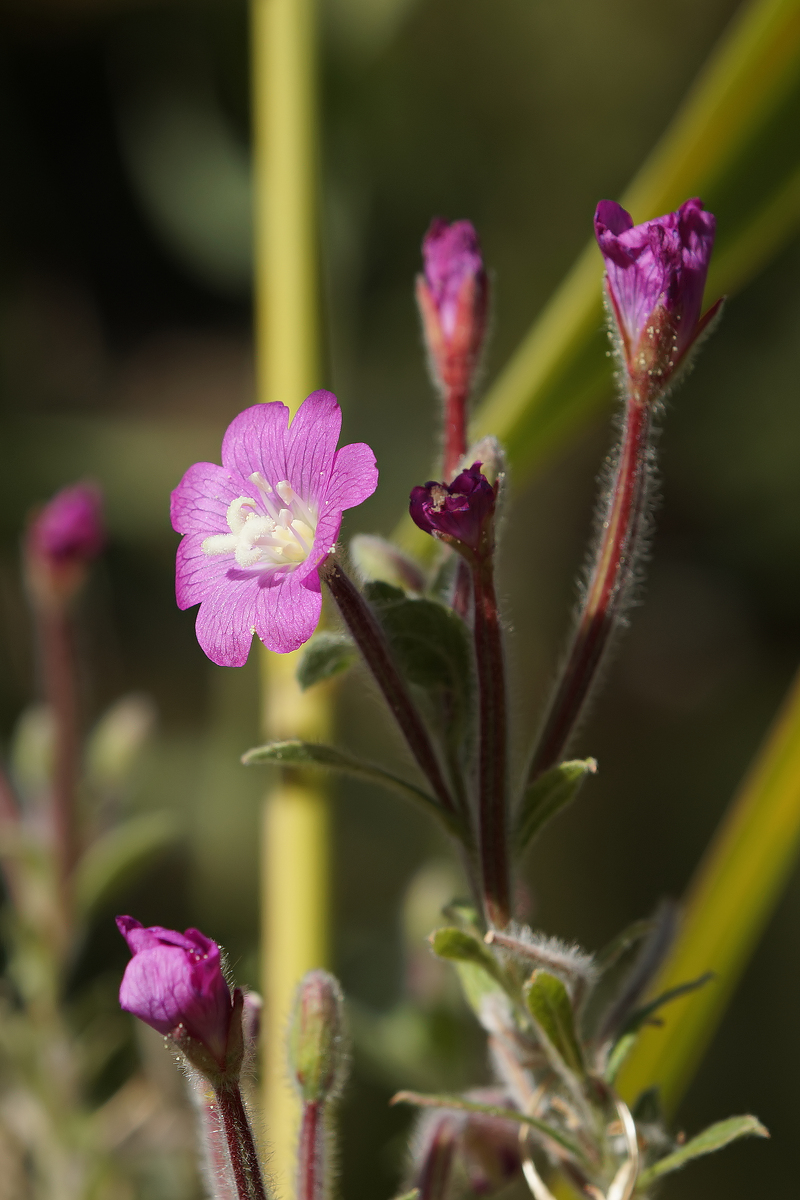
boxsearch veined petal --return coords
[221,403,290,485]
[284,390,342,508]
[253,569,323,654]
[195,574,260,667]
[171,462,245,536]
[325,443,379,513]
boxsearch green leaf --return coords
[429,927,507,989]
[74,812,180,918]
[594,919,654,973]
[296,632,358,690]
[390,1091,587,1164]
[515,758,596,850]
[242,740,464,838]
[524,969,585,1078]
[604,1032,638,1084]
[365,585,474,747]
[619,973,714,1039]
[637,1115,769,1189]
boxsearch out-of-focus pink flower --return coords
[409,462,496,557]
[117,916,240,1076]
[170,391,378,666]
[25,483,105,604]
[594,198,717,390]
[411,1090,521,1199]
[417,220,488,394]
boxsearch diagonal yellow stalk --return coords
[251,0,326,1192]
[616,666,800,1114]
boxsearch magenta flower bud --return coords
[25,483,105,606]
[117,916,243,1081]
[417,219,489,480]
[409,462,497,559]
[594,198,718,397]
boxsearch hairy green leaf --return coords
[524,969,585,1077]
[429,927,507,989]
[365,584,474,746]
[637,1115,768,1188]
[515,758,596,850]
[619,973,714,1039]
[242,739,463,837]
[296,632,358,690]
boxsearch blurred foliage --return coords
[0,0,798,1198]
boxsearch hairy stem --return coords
[297,1099,326,1200]
[472,553,510,927]
[215,1082,268,1200]
[36,604,80,915]
[320,558,462,827]
[443,382,469,482]
[525,391,652,786]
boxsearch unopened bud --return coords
[86,694,156,791]
[288,970,348,1103]
[350,535,427,593]
[417,219,487,397]
[25,482,105,608]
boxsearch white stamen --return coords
[202,480,319,573]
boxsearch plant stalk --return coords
[320,558,461,825]
[215,1083,269,1200]
[471,554,510,927]
[525,391,652,786]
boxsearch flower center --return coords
[201,474,318,571]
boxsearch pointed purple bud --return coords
[594,198,718,397]
[117,916,243,1082]
[25,483,105,606]
[417,219,489,479]
[409,463,497,559]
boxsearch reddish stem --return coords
[472,553,510,928]
[525,392,652,785]
[297,1099,324,1200]
[215,1082,268,1200]
[36,604,80,910]
[443,382,469,482]
[320,558,462,828]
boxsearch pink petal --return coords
[221,403,291,484]
[195,574,261,667]
[171,462,245,536]
[285,390,342,507]
[176,533,241,610]
[253,569,323,653]
[325,443,379,513]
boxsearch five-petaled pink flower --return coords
[117,916,235,1068]
[594,198,717,385]
[170,391,378,666]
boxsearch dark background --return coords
[0,0,796,1196]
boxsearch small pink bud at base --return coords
[25,483,105,607]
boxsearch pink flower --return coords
[25,483,105,605]
[594,198,717,381]
[170,391,378,666]
[409,462,496,557]
[117,916,235,1069]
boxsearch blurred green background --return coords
[0,0,796,1196]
